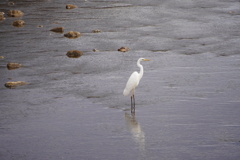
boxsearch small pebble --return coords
[66,4,78,9]
[229,11,240,15]
[92,49,99,52]
[8,2,15,6]
[92,29,101,33]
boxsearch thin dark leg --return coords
[133,94,135,112]
[131,96,133,112]
[131,94,135,113]
[131,96,133,107]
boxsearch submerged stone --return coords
[5,81,29,89]
[64,31,81,39]
[12,20,25,27]
[92,49,99,52]
[118,47,130,52]
[92,29,101,33]
[7,10,24,17]
[7,63,22,70]
[229,11,240,15]
[50,27,64,33]
[66,50,83,58]
[8,2,15,6]
[66,4,77,9]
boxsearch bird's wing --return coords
[123,71,139,96]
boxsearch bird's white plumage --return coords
[123,58,150,97]
[123,71,140,96]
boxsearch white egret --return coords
[123,58,151,113]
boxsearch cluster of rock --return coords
[3,63,28,89]
[1,4,28,88]
[1,3,131,89]
[1,10,26,27]
[51,4,130,53]
[0,9,26,27]
[49,4,82,58]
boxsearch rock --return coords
[8,2,15,6]
[7,10,24,17]
[118,47,130,52]
[92,49,99,52]
[7,63,22,70]
[0,56,4,59]
[5,81,29,89]
[92,29,101,33]
[12,20,25,27]
[50,27,64,33]
[66,4,77,9]
[0,12,5,21]
[66,50,83,58]
[64,31,81,39]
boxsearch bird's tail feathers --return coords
[123,89,130,96]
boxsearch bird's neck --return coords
[137,61,144,79]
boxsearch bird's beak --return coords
[143,59,151,61]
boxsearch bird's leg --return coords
[131,100,134,113]
[130,90,136,113]
[131,96,133,109]
[133,94,135,113]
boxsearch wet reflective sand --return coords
[0,0,240,159]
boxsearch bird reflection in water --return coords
[125,112,146,154]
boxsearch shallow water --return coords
[0,0,240,160]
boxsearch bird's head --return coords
[139,58,151,62]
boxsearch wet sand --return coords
[0,0,240,160]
